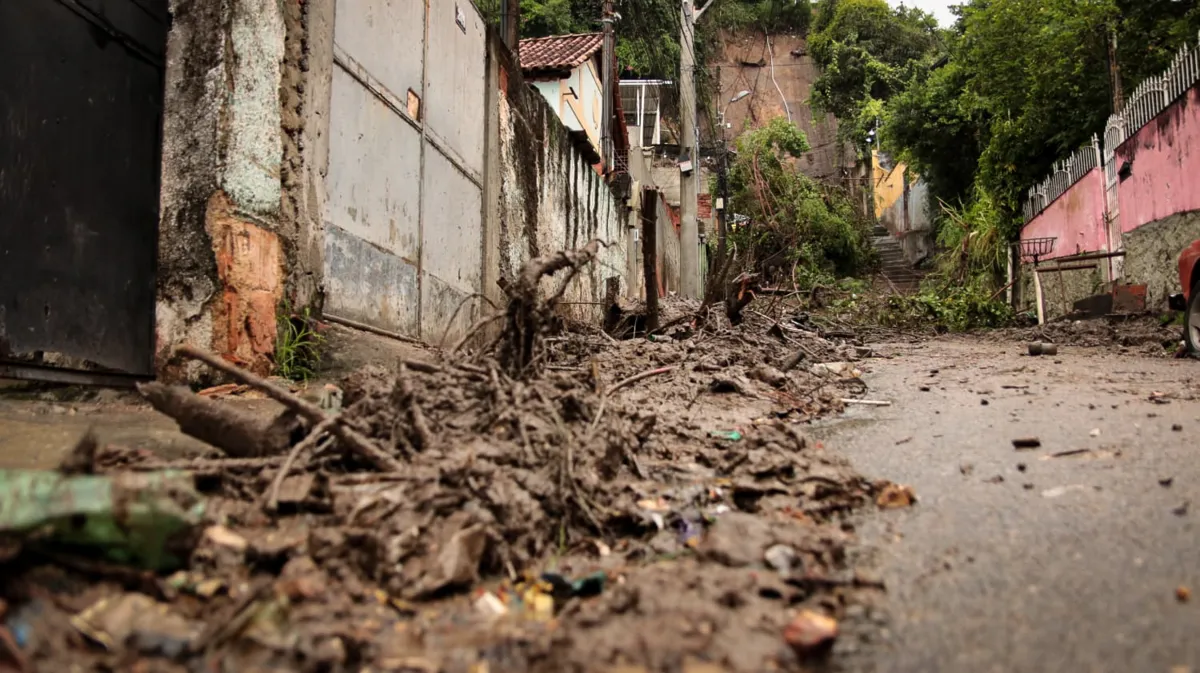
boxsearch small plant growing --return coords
[274,304,325,382]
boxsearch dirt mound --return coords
[0,246,897,673]
[994,315,1181,352]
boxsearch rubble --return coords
[0,243,889,672]
[996,315,1180,352]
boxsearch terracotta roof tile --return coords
[519,33,603,73]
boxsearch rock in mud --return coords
[875,483,916,509]
[783,610,838,657]
[699,512,773,567]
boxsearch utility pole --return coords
[679,0,712,298]
[500,0,520,52]
[601,0,615,167]
[1108,26,1124,113]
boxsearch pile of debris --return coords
[996,314,1182,353]
[0,243,900,673]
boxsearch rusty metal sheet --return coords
[1112,284,1148,313]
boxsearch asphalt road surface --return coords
[821,338,1200,673]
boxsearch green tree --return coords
[727,117,872,280]
[808,0,940,146]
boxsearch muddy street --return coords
[824,338,1200,672]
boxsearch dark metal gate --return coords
[0,0,168,383]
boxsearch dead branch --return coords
[397,363,435,451]
[588,366,677,436]
[499,240,603,377]
[265,415,338,513]
[174,345,403,472]
[119,456,286,472]
[137,381,301,458]
[452,314,505,353]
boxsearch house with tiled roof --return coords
[519,33,617,170]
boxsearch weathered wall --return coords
[873,152,932,264]
[322,0,487,343]
[715,31,852,181]
[902,180,933,263]
[1116,86,1200,234]
[1020,168,1109,260]
[158,0,289,380]
[494,41,629,320]
[1124,211,1200,309]
[530,60,605,151]
[1019,262,1108,318]
[657,192,682,296]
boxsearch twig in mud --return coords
[607,366,678,396]
[265,416,338,512]
[780,343,818,372]
[452,314,505,353]
[588,366,677,436]
[397,363,435,451]
[438,292,501,348]
[121,456,286,472]
[174,345,403,472]
[534,388,605,534]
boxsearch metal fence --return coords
[1023,30,1200,226]
[1022,136,1100,223]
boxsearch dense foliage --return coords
[803,0,1200,301]
[808,0,940,147]
[725,117,874,285]
[882,0,1200,225]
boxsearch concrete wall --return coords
[1124,211,1200,309]
[157,0,292,380]
[872,152,933,264]
[715,31,853,182]
[1020,168,1109,260]
[1019,262,1108,318]
[494,43,628,321]
[656,191,682,296]
[322,0,487,343]
[1116,87,1200,234]
[155,0,635,380]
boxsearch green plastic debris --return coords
[0,470,206,571]
[709,430,743,441]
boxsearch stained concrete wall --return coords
[1019,262,1108,318]
[322,0,487,343]
[1124,211,1200,310]
[157,0,291,380]
[1020,168,1109,260]
[656,192,682,296]
[157,0,634,379]
[494,41,629,321]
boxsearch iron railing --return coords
[1022,30,1200,226]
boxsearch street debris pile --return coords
[997,315,1181,352]
[0,243,902,673]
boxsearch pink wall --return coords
[1021,168,1108,260]
[1117,87,1200,233]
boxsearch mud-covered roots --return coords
[499,239,603,377]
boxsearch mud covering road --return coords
[823,338,1200,672]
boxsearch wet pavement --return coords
[822,338,1200,672]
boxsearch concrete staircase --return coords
[872,225,923,293]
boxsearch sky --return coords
[888,0,956,26]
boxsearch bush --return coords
[880,282,1012,331]
[724,118,875,288]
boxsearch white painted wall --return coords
[323,0,486,342]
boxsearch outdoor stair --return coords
[872,225,923,293]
